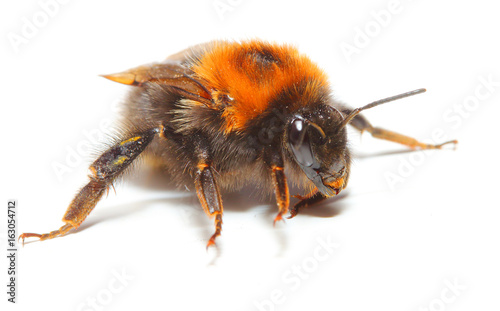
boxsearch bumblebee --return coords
[20,40,456,248]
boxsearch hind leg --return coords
[19,128,159,244]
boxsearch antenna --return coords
[340,88,426,129]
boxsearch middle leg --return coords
[192,138,224,248]
[195,162,223,248]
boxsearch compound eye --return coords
[289,119,314,167]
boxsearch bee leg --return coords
[289,189,326,219]
[18,128,159,244]
[347,112,458,150]
[264,151,290,225]
[194,162,223,249]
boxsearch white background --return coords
[1,0,499,310]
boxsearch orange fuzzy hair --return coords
[191,40,330,133]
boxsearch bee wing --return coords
[101,60,213,106]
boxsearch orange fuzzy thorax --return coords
[191,40,330,133]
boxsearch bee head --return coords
[285,88,427,196]
[286,105,350,197]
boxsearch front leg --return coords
[288,189,327,219]
[264,149,290,225]
[345,110,457,150]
